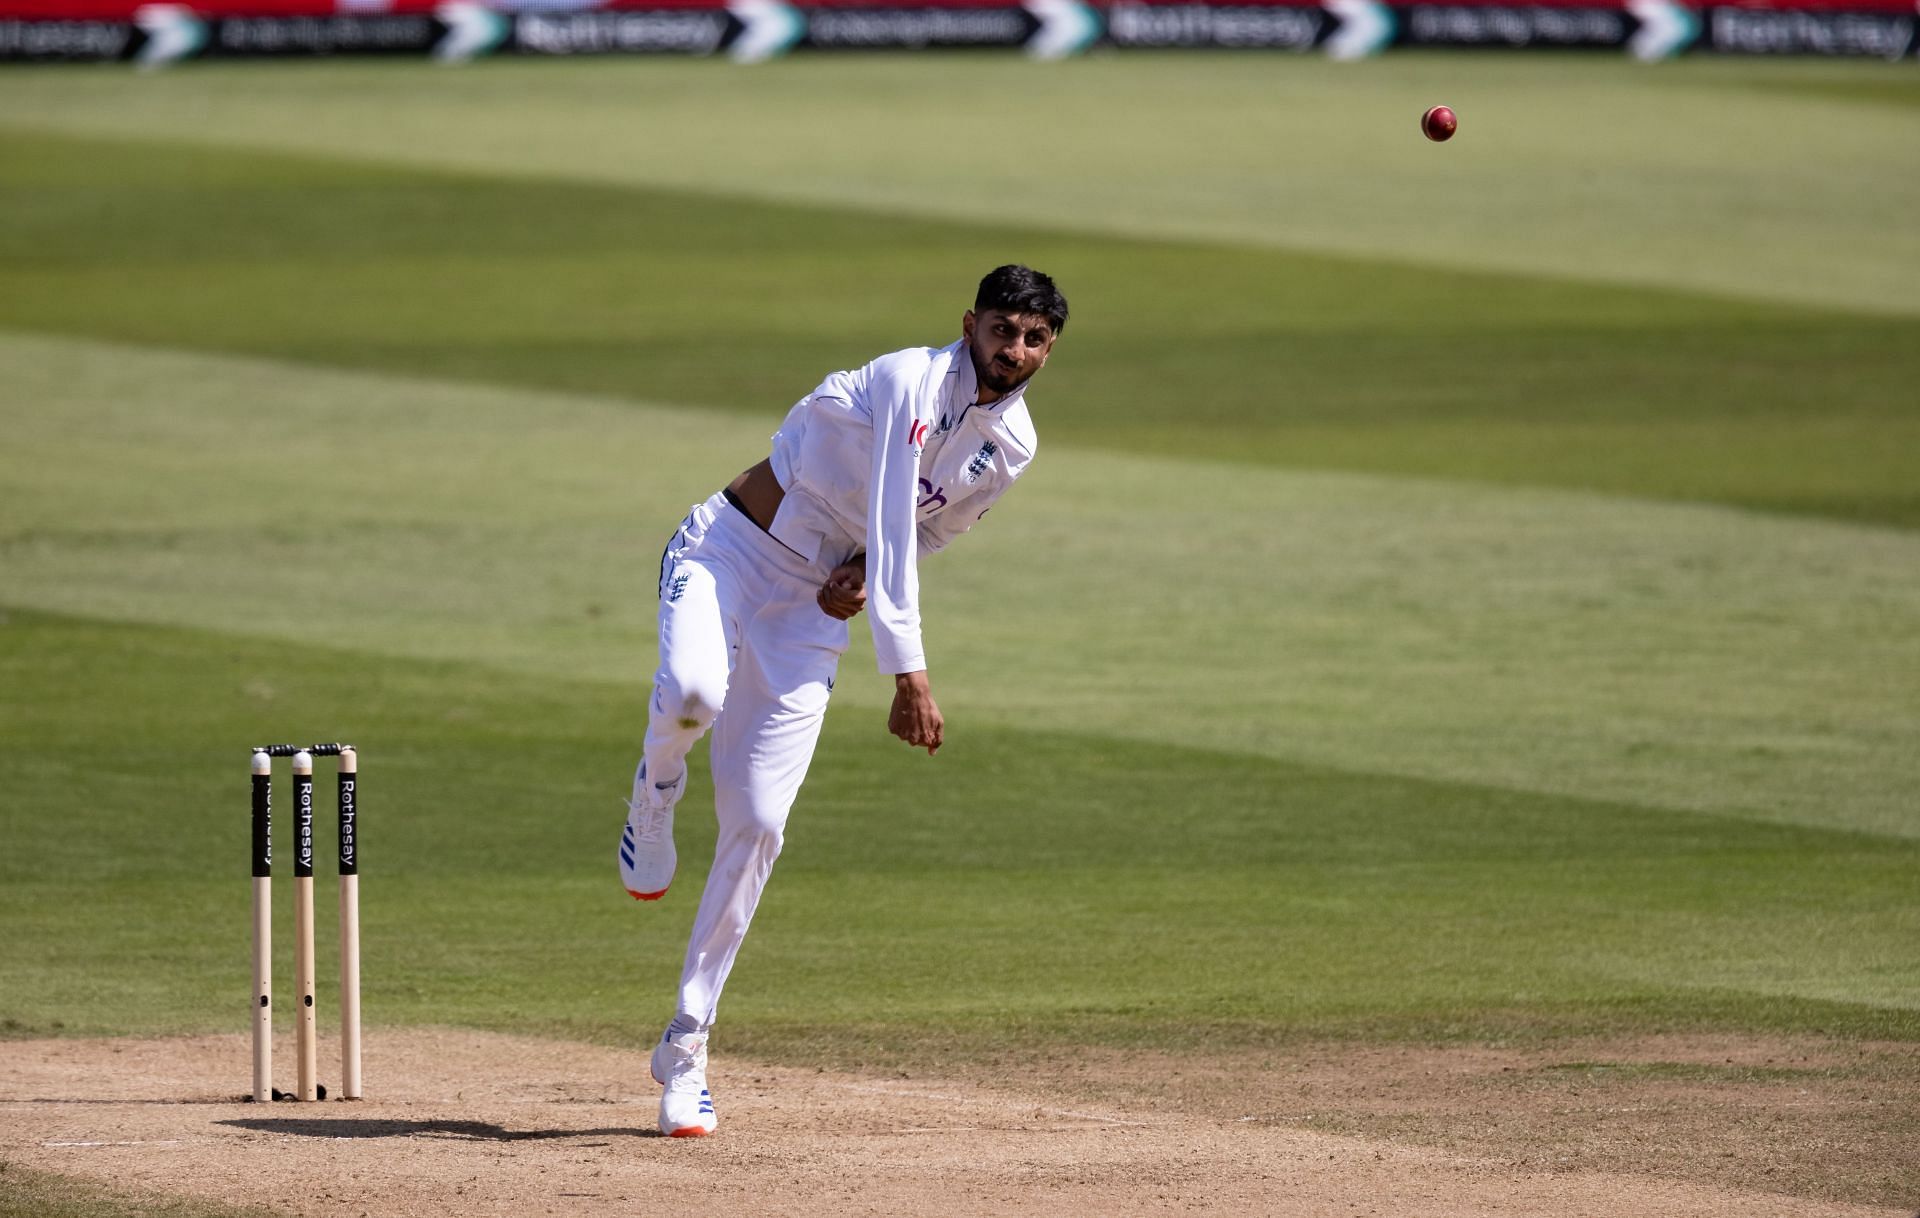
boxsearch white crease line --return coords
[45,1139,186,1148]
[829,1082,1156,1128]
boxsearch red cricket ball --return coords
[1421,105,1458,142]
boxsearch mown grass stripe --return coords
[4,327,1916,840]
[0,56,1915,314]
[1,608,1914,1049]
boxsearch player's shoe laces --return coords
[651,1029,717,1137]
[618,766,683,901]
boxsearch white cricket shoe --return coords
[651,1029,717,1137]
[618,800,676,900]
[618,765,683,901]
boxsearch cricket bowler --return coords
[618,264,1068,1136]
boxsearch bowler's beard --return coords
[970,342,1031,396]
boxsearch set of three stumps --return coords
[248,744,361,1102]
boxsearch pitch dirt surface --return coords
[1,1031,1910,1217]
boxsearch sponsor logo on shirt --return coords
[908,419,930,451]
[962,440,998,484]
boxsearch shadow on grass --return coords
[217,1117,661,1141]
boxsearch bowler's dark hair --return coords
[975,265,1068,335]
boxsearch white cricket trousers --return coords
[641,491,848,1029]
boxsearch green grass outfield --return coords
[0,56,1916,1079]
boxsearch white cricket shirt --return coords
[767,338,1039,675]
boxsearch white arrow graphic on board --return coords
[728,0,804,62]
[133,4,207,66]
[1322,0,1393,59]
[1626,0,1698,59]
[435,2,509,61]
[1024,0,1100,58]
